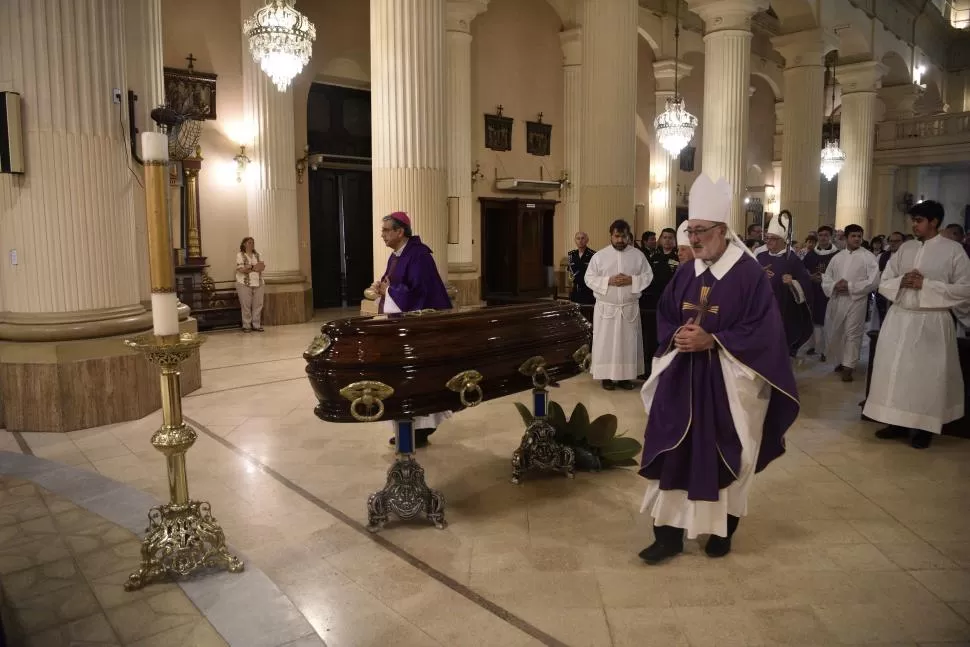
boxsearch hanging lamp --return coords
[820,61,845,181]
[243,0,316,92]
[653,1,697,157]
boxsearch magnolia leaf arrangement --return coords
[513,401,642,471]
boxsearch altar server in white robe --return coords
[865,200,970,449]
[585,219,654,391]
[822,224,880,382]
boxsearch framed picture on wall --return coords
[679,146,696,172]
[484,107,513,152]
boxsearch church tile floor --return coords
[1,310,969,646]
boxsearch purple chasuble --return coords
[639,253,800,501]
[802,249,837,326]
[379,236,452,313]
[758,250,815,352]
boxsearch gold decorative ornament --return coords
[123,332,244,591]
[340,381,394,422]
[518,356,550,389]
[572,344,591,372]
[446,370,484,407]
[304,333,332,358]
[404,308,438,317]
[363,286,378,301]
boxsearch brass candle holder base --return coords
[123,332,243,592]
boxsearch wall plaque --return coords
[484,105,513,152]
[163,54,218,120]
[526,113,551,157]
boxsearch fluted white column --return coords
[445,0,486,268]
[649,60,692,232]
[126,0,165,302]
[371,0,448,281]
[241,0,301,283]
[687,0,766,232]
[835,61,886,230]
[580,0,637,249]
[869,165,897,236]
[561,27,582,252]
[772,30,836,235]
[0,0,142,317]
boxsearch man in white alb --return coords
[864,200,970,449]
[585,219,654,391]
[822,224,880,382]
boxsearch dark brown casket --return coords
[304,302,592,423]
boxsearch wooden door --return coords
[517,207,545,292]
[309,169,342,308]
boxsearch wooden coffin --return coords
[304,302,592,423]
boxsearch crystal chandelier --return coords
[820,140,845,181]
[653,0,696,157]
[243,0,316,92]
[819,59,844,182]
[655,96,698,156]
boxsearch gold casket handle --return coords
[446,370,484,408]
[518,356,550,389]
[339,381,395,422]
[572,345,591,373]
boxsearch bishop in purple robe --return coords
[374,211,453,447]
[758,211,815,356]
[801,225,839,360]
[637,175,800,565]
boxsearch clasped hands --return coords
[371,279,390,296]
[608,273,633,287]
[900,269,924,290]
[674,317,714,353]
[834,279,849,294]
[782,273,793,285]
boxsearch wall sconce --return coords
[232,145,250,183]
[558,170,571,192]
[471,162,486,186]
[296,145,309,184]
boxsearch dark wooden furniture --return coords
[175,274,241,331]
[479,198,557,300]
[304,302,591,422]
[864,330,970,438]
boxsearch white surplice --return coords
[639,244,772,539]
[585,244,653,381]
[821,247,880,369]
[863,236,970,434]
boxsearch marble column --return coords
[772,29,837,235]
[580,0,637,249]
[869,165,898,237]
[371,0,448,283]
[444,0,486,305]
[835,61,886,230]
[126,0,166,303]
[687,0,767,232]
[561,27,583,254]
[0,0,200,432]
[241,0,310,324]
[649,60,693,232]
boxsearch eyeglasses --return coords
[684,224,722,237]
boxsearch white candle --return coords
[151,292,180,337]
[141,132,169,162]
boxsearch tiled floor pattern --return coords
[0,476,225,646]
[1,311,969,646]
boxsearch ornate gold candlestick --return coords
[124,132,242,591]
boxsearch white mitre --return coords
[766,212,791,239]
[687,174,754,257]
[676,220,690,247]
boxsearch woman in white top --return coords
[235,237,266,332]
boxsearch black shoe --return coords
[705,515,740,558]
[911,430,933,449]
[602,380,616,391]
[834,364,844,372]
[255,327,265,332]
[820,354,827,362]
[806,348,816,356]
[387,428,435,449]
[617,380,634,390]
[875,425,908,440]
[638,525,683,565]
[242,327,252,333]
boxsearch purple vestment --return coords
[638,253,800,501]
[758,250,815,352]
[379,236,452,313]
[802,248,838,326]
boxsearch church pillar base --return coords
[262,284,313,326]
[0,319,201,433]
[448,264,481,307]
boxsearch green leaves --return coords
[511,399,642,471]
